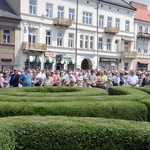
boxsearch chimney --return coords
[130,1,148,10]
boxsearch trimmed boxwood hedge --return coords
[0,101,147,121]
[136,85,150,95]
[1,116,150,150]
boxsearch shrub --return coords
[1,116,150,150]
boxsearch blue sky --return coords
[125,0,150,10]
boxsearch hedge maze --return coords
[0,86,150,150]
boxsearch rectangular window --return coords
[29,28,36,43]
[99,15,104,27]
[138,25,143,33]
[115,18,120,29]
[137,41,142,53]
[46,30,51,46]
[124,63,129,71]
[29,0,37,15]
[107,17,112,27]
[68,33,74,48]
[107,39,111,51]
[69,8,75,21]
[115,40,119,52]
[145,27,148,34]
[85,35,89,49]
[80,35,84,48]
[82,12,92,25]
[125,20,130,31]
[124,42,129,51]
[90,36,93,49]
[143,42,148,53]
[3,30,11,44]
[57,32,63,46]
[58,6,64,18]
[46,3,53,18]
[98,37,103,50]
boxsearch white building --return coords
[130,1,150,71]
[7,0,137,70]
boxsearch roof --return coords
[100,0,136,10]
[134,8,150,23]
[0,0,21,20]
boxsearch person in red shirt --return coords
[50,71,57,86]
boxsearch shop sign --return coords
[100,58,117,62]
[45,52,55,57]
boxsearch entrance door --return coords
[81,59,92,70]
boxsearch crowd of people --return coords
[0,67,149,90]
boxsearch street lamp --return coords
[75,0,79,70]
[97,0,101,70]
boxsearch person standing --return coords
[127,70,139,87]
[10,68,20,87]
[19,67,31,87]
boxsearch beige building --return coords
[0,0,21,71]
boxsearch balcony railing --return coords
[22,42,47,51]
[137,32,150,39]
[104,27,119,34]
[121,51,137,58]
[53,18,72,27]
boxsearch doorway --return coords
[81,59,92,70]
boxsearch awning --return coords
[45,57,54,63]
[25,56,35,62]
[68,59,75,64]
[138,61,149,64]
[57,59,66,64]
[121,37,133,42]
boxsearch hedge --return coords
[136,85,150,95]
[0,101,147,121]
[1,116,150,150]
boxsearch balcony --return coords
[104,27,119,34]
[22,42,47,52]
[137,32,150,39]
[121,51,137,58]
[53,18,72,27]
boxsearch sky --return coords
[125,0,150,10]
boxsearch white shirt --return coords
[127,74,139,86]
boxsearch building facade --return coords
[6,0,137,70]
[0,0,21,71]
[130,1,150,71]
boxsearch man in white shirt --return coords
[127,70,139,87]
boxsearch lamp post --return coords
[97,0,101,70]
[75,0,79,70]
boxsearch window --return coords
[98,37,103,50]
[29,0,37,15]
[125,20,130,31]
[99,15,104,27]
[57,32,63,46]
[124,42,129,51]
[29,28,36,43]
[137,41,142,53]
[46,3,53,18]
[115,40,119,52]
[46,30,51,45]
[124,63,129,71]
[82,12,92,25]
[143,42,148,53]
[107,17,112,27]
[58,6,64,18]
[69,8,75,21]
[3,30,11,44]
[85,35,89,49]
[80,35,84,48]
[115,18,120,29]
[68,33,74,48]
[90,36,93,49]
[107,39,111,51]
[138,25,143,33]
[145,27,148,34]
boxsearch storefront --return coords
[67,58,75,70]
[99,57,121,70]
[133,59,150,71]
[44,57,54,70]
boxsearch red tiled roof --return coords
[135,8,150,23]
